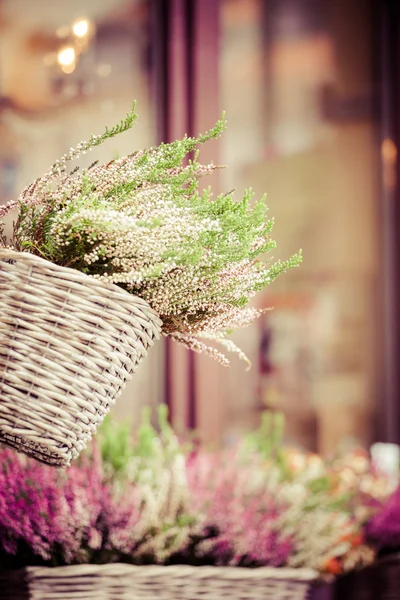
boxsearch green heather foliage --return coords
[0,104,301,365]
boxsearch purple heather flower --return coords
[365,485,400,549]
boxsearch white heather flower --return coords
[1,106,301,365]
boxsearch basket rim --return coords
[0,248,162,326]
[20,563,320,583]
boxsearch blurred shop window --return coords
[220,0,380,454]
[0,0,163,425]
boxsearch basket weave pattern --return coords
[0,564,321,600]
[0,250,162,467]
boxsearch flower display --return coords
[238,412,390,574]
[0,409,389,577]
[0,105,301,365]
[0,446,194,570]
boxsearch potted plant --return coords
[0,104,301,466]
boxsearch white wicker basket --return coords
[0,249,162,467]
[0,564,327,600]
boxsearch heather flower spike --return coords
[0,103,302,366]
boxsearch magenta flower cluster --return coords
[184,450,293,567]
[0,444,294,570]
[0,448,140,568]
[365,486,400,551]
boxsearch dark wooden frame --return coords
[151,0,221,433]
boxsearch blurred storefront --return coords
[0,0,399,453]
[219,0,381,452]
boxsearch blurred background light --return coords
[72,18,90,38]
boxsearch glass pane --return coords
[220,0,380,453]
[0,0,163,425]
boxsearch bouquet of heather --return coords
[0,103,300,366]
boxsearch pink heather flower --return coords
[0,448,141,566]
[185,449,293,566]
[0,449,74,560]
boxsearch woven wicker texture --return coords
[0,249,162,467]
[0,564,320,600]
